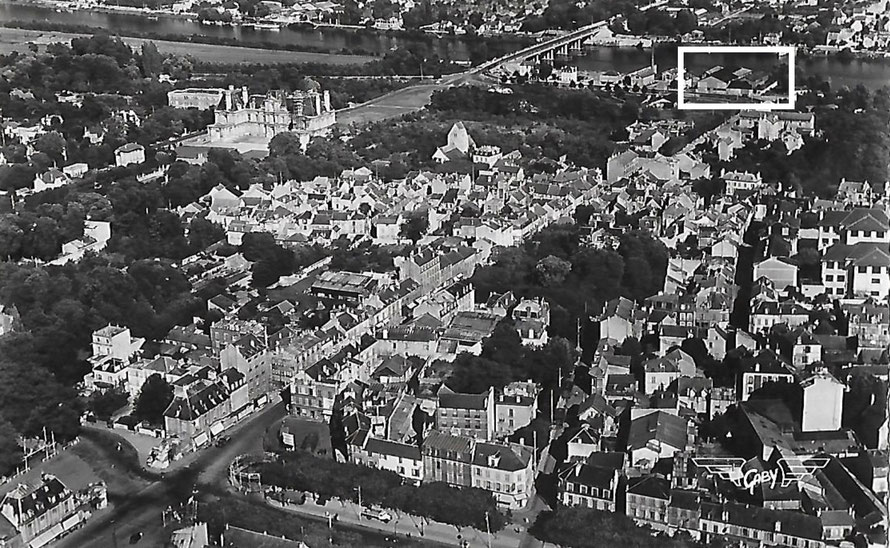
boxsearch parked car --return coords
[362,508,392,523]
[214,435,231,446]
[129,532,143,544]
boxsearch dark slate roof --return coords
[439,387,490,410]
[364,437,421,461]
[586,451,626,470]
[701,501,823,541]
[627,475,671,500]
[473,443,533,472]
[564,462,617,490]
[628,411,688,451]
[1,475,70,525]
[164,382,229,421]
[669,489,700,510]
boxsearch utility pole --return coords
[485,511,492,548]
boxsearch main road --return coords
[56,402,288,548]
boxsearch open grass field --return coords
[337,83,445,126]
[0,27,376,65]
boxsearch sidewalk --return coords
[266,493,525,548]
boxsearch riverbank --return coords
[0,2,535,58]
[0,19,381,56]
[0,27,377,65]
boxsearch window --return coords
[825,275,833,281]
[858,266,868,273]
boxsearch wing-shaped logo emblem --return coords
[776,456,831,487]
[692,457,747,484]
[691,456,832,493]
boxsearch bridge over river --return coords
[337,1,670,126]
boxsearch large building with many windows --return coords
[207,84,335,147]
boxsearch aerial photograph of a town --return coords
[0,0,887,544]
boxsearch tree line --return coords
[258,450,506,531]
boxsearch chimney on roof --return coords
[721,508,729,522]
[774,520,782,533]
[226,85,234,111]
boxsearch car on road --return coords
[214,435,231,446]
[128,532,142,544]
[362,508,393,523]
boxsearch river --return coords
[2,1,890,89]
[571,44,890,90]
[0,2,485,59]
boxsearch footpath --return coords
[265,493,527,548]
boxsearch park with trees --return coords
[256,450,506,531]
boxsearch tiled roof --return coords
[422,430,474,454]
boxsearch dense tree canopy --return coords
[0,418,24,477]
[399,211,429,244]
[259,450,506,531]
[133,374,174,426]
[471,224,668,355]
[531,507,710,547]
[715,85,890,198]
[446,320,577,394]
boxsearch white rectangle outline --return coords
[677,46,796,111]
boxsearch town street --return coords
[266,494,527,548]
[56,402,288,548]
